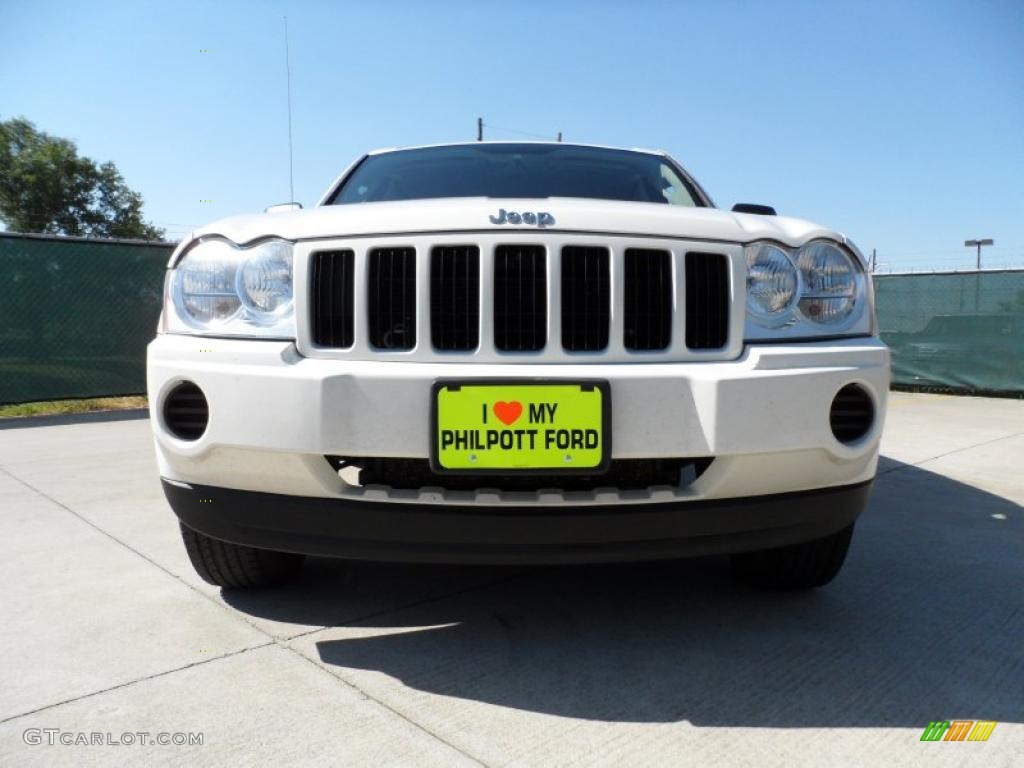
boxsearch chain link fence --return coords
[0,233,172,404]
[875,270,1024,395]
[2,234,1023,404]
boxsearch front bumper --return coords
[163,478,873,564]
[148,335,889,503]
[150,334,888,561]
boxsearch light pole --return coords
[964,238,994,270]
[965,238,993,312]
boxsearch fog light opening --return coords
[163,381,209,441]
[829,384,874,445]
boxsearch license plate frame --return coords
[430,379,612,475]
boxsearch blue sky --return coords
[2,0,1022,270]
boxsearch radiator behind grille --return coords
[430,246,480,351]
[368,247,416,350]
[685,252,730,350]
[310,249,355,348]
[561,246,610,352]
[494,245,546,351]
[624,248,672,351]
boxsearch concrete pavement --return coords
[0,392,1021,766]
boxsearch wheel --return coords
[730,523,855,589]
[179,523,305,588]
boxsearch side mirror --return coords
[732,203,777,216]
[264,202,303,214]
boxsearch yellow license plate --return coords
[432,381,610,472]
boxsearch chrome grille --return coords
[304,234,737,362]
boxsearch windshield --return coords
[328,144,705,207]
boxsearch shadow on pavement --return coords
[224,458,1023,726]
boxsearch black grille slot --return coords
[685,252,730,349]
[163,381,208,441]
[368,247,416,350]
[561,246,610,351]
[310,250,355,347]
[430,246,480,351]
[327,456,715,493]
[624,249,672,350]
[830,385,875,444]
[494,245,546,351]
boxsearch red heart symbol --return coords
[493,401,523,426]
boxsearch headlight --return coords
[237,241,294,321]
[174,239,241,325]
[746,243,798,326]
[796,241,859,325]
[164,238,295,338]
[744,239,870,339]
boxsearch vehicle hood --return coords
[180,197,860,260]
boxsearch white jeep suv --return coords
[148,142,888,589]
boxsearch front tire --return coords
[180,524,305,588]
[730,523,854,589]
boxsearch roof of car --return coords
[365,141,668,157]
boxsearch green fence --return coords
[2,234,1022,404]
[0,233,173,405]
[875,270,1024,395]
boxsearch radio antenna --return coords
[284,16,295,202]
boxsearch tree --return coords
[0,117,164,240]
